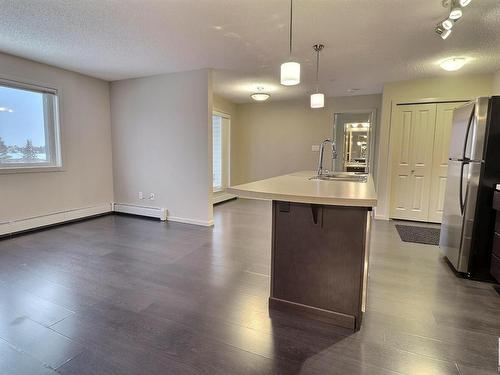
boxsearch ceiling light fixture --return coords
[436,0,472,39]
[280,0,300,86]
[250,87,271,102]
[310,44,325,109]
[435,25,452,39]
[440,57,467,71]
[449,6,463,20]
[441,18,454,30]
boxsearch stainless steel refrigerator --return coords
[440,96,500,280]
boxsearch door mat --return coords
[395,225,440,246]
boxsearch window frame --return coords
[0,77,62,173]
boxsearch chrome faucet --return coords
[317,139,338,176]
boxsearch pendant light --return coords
[310,44,325,109]
[280,0,300,86]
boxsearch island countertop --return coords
[227,171,377,207]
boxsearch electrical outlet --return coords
[149,193,155,200]
[138,191,144,200]
[312,145,320,152]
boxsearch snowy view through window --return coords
[0,85,48,165]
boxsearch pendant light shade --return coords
[280,0,300,86]
[310,93,325,109]
[281,61,301,86]
[310,44,325,109]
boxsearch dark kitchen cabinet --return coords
[491,190,500,281]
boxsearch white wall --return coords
[0,52,114,234]
[375,74,493,219]
[231,95,382,185]
[110,69,213,226]
[493,71,500,95]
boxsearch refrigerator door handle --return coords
[459,161,469,216]
[462,104,475,161]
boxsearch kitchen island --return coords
[227,171,377,331]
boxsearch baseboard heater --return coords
[113,203,167,221]
[0,204,112,237]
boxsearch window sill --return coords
[0,165,65,174]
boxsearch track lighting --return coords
[435,0,473,40]
[435,25,452,40]
[441,18,454,30]
[449,5,463,20]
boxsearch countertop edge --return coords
[226,187,377,208]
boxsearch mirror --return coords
[333,111,375,174]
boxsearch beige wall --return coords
[110,69,213,226]
[213,95,237,116]
[493,71,500,95]
[0,52,114,228]
[375,74,493,219]
[231,94,382,185]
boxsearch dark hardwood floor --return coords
[0,198,499,374]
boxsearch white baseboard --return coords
[0,203,113,236]
[213,192,237,204]
[113,203,167,221]
[167,216,214,227]
[113,203,212,226]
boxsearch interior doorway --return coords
[212,111,234,204]
[333,110,376,174]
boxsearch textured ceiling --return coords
[1,0,499,103]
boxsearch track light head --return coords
[459,0,472,6]
[441,18,454,30]
[449,0,463,19]
[435,25,452,40]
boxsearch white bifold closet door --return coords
[390,102,463,223]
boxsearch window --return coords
[212,112,230,192]
[0,79,61,170]
[213,115,223,190]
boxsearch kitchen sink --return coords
[309,172,368,182]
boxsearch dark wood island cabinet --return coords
[228,171,377,331]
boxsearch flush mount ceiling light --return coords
[310,44,325,109]
[250,87,271,102]
[440,57,467,71]
[280,0,300,86]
